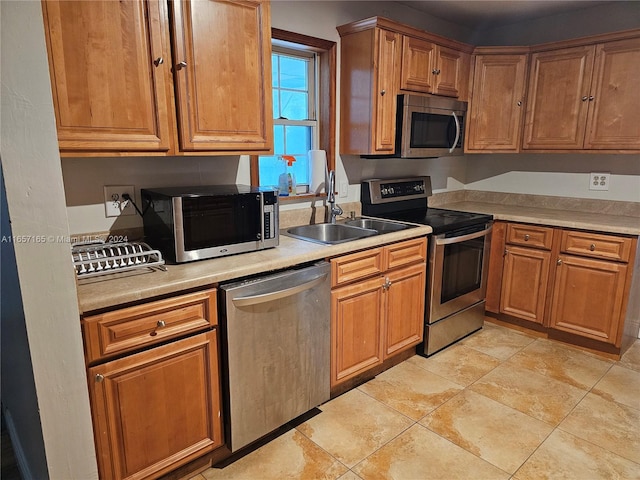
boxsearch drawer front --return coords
[561,230,632,262]
[331,248,383,287]
[384,237,427,270]
[83,289,217,363]
[506,223,554,250]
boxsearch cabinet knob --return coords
[157,320,166,328]
[582,96,589,101]
[432,68,441,75]
[95,374,104,383]
[153,57,164,67]
[557,258,563,265]
[380,89,386,96]
[383,277,392,290]
[524,234,530,241]
[176,61,187,71]
[517,101,522,107]
[590,243,596,251]
[589,96,595,101]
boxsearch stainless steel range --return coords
[361,177,493,356]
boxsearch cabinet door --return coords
[584,37,640,149]
[400,36,437,93]
[373,29,401,153]
[384,263,426,358]
[550,255,628,344]
[89,330,223,480]
[331,277,384,387]
[467,54,528,151]
[500,246,551,324]
[42,0,174,153]
[434,46,469,99]
[171,0,273,152]
[523,46,595,149]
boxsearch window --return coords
[251,29,336,197]
[258,47,317,190]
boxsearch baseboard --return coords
[3,407,34,480]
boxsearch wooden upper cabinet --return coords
[584,37,640,149]
[171,0,273,152]
[42,0,175,153]
[400,37,469,99]
[374,29,402,152]
[466,52,528,152]
[523,45,595,150]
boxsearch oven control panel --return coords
[363,177,432,204]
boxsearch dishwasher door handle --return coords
[231,272,328,307]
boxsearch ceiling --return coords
[396,1,612,28]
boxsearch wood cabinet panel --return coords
[486,221,507,314]
[500,246,551,324]
[373,29,402,153]
[523,45,595,149]
[584,37,640,149]
[42,0,175,152]
[466,53,528,151]
[89,330,223,480]
[506,223,554,250]
[434,46,469,99]
[384,237,427,270]
[83,289,217,364]
[331,277,384,386]
[400,36,436,93]
[331,248,383,287]
[171,0,273,152]
[550,255,628,344]
[384,263,426,357]
[561,230,632,262]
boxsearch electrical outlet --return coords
[104,185,136,217]
[589,172,610,191]
[339,181,349,198]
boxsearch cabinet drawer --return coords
[83,289,217,363]
[331,248,384,287]
[384,237,427,270]
[506,223,554,250]
[561,230,632,262]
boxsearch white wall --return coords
[0,1,98,478]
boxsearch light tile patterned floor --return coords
[194,321,640,480]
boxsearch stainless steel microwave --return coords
[141,185,278,263]
[397,94,467,158]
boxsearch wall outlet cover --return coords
[589,172,610,191]
[104,185,136,217]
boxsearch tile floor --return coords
[193,321,640,480]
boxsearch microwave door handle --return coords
[449,111,460,153]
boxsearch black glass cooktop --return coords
[373,208,492,235]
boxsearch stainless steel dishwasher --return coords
[220,261,330,452]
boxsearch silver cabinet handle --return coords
[176,61,187,70]
[582,96,589,101]
[589,96,594,101]
[524,234,530,241]
[95,374,104,383]
[157,320,166,328]
[383,277,392,290]
[590,243,596,251]
[557,258,563,265]
[153,57,164,67]
[517,101,522,106]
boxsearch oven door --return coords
[427,223,492,323]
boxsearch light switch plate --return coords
[589,172,610,191]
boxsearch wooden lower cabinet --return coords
[330,238,427,387]
[88,330,223,480]
[500,246,551,324]
[550,254,628,344]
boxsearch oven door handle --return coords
[435,225,492,245]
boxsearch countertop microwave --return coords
[141,185,278,263]
[397,94,468,158]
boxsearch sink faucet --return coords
[327,170,343,224]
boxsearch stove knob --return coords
[389,187,395,195]
[382,188,388,195]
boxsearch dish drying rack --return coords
[72,241,166,278]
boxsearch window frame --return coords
[250,28,336,199]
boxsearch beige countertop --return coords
[438,201,640,236]
[76,224,432,314]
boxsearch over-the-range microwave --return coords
[396,94,468,158]
[141,185,279,263]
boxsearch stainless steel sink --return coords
[345,217,409,233]
[286,223,378,245]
